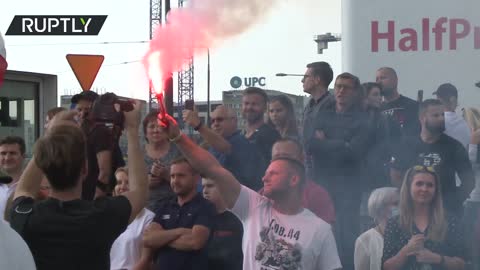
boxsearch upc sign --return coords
[230,76,266,89]
[6,16,107,36]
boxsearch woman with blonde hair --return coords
[110,166,154,270]
[382,165,467,270]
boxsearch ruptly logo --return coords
[5,16,107,36]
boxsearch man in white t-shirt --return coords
[161,114,342,270]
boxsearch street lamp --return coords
[314,33,341,54]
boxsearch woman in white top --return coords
[0,219,36,270]
[354,187,399,270]
[110,167,155,270]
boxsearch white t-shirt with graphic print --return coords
[232,186,341,270]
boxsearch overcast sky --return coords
[1,0,341,103]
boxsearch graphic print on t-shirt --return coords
[255,219,302,270]
[382,107,407,127]
[418,152,442,167]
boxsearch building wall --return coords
[0,70,57,157]
[342,0,480,108]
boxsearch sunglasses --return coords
[412,165,435,173]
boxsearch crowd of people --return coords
[1,62,480,270]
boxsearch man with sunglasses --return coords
[390,99,475,214]
[183,105,260,190]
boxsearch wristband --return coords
[169,133,183,143]
[193,121,203,131]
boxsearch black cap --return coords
[71,91,99,104]
[433,83,458,98]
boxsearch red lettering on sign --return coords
[433,17,448,50]
[371,21,395,52]
[475,26,480,49]
[371,17,480,52]
[422,18,430,51]
[399,28,418,51]
[450,19,471,50]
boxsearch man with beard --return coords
[376,67,420,137]
[158,114,342,270]
[390,99,475,214]
[139,157,216,270]
[241,87,280,190]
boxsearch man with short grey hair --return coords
[183,105,259,189]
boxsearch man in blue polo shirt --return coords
[138,157,215,270]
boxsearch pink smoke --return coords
[143,0,278,95]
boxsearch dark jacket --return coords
[306,108,371,189]
[302,92,336,145]
[363,107,401,189]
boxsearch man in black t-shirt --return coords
[390,99,475,213]
[202,178,243,270]
[241,87,281,190]
[376,67,421,137]
[9,103,149,270]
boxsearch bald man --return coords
[183,105,261,190]
[376,67,420,137]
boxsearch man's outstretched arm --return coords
[163,115,241,208]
